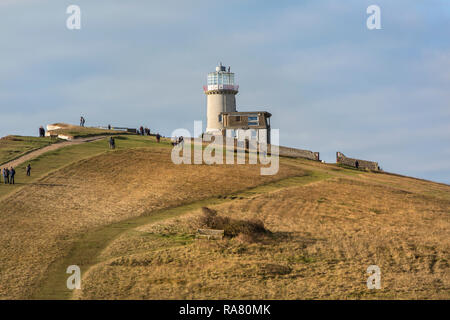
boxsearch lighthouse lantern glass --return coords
[207,72,234,86]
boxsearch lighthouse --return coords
[203,63,272,143]
[203,63,239,134]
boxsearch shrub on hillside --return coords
[200,207,270,239]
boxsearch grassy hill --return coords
[0,134,169,200]
[72,163,449,300]
[0,134,448,300]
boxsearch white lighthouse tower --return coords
[203,63,239,134]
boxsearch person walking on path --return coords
[26,164,31,176]
[9,167,15,184]
[109,137,115,149]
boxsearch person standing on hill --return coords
[156,133,161,143]
[39,126,45,137]
[109,137,115,149]
[26,164,31,176]
[2,168,7,184]
[9,167,15,184]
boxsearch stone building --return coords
[336,152,379,171]
[221,111,272,144]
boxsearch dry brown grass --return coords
[0,147,303,299]
[76,174,449,300]
[1,137,448,300]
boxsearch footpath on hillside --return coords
[0,136,108,169]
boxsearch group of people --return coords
[137,126,162,143]
[2,167,15,184]
[2,164,32,185]
[171,136,184,146]
[80,116,86,127]
[138,126,151,136]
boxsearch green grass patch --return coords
[335,164,366,176]
[151,233,195,245]
[0,135,59,165]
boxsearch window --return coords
[208,72,234,86]
[207,73,219,85]
[223,73,232,85]
[235,116,241,122]
[248,115,259,126]
[218,114,222,122]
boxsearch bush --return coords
[200,207,270,238]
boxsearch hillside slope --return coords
[76,173,448,299]
[0,138,305,299]
[0,136,448,300]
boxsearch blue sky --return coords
[0,0,449,184]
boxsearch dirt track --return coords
[1,136,108,169]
